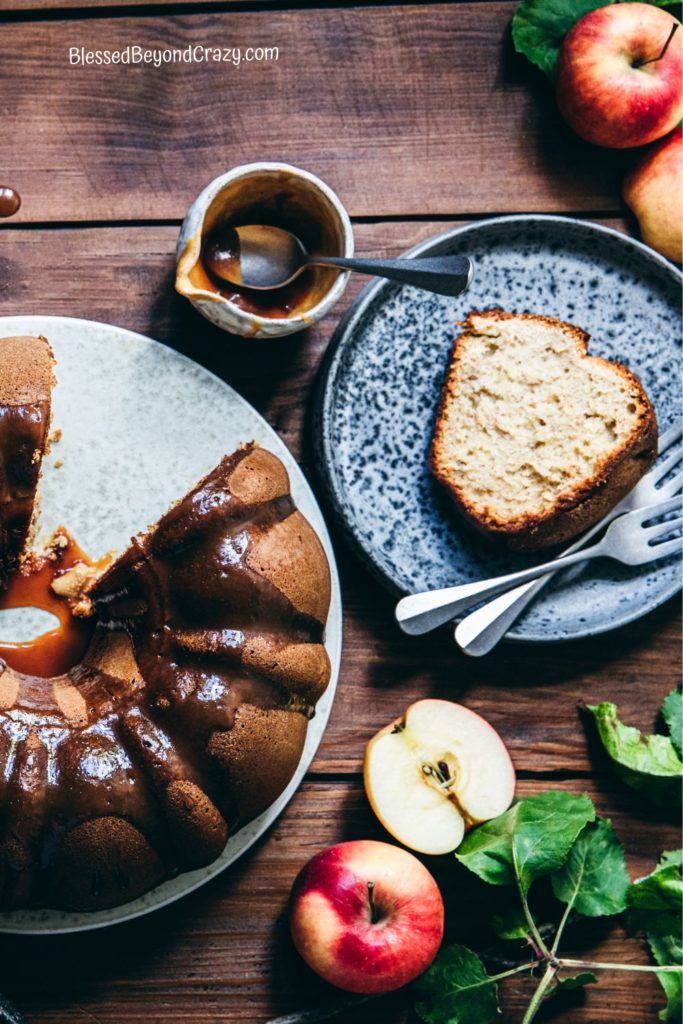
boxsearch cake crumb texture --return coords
[430,310,657,550]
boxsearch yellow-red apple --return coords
[555,4,683,149]
[623,125,682,262]
[289,840,444,993]
[364,699,515,855]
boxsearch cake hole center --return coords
[0,607,60,642]
[0,532,99,678]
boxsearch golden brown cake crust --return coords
[208,704,309,823]
[430,310,658,551]
[48,817,165,912]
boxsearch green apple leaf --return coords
[654,967,682,1022]
[457,792,595,894]
[628,852,683,1021]
[650,927,683,1022]
[512,791,595,895]
[628,851,683,941]
[511,0,613,79]
[659,850,683,870]
[662,690,683,759]
[413,944,500,1024]
[651,930,683,1023]
[456,803,520,887]
[551,819,630,917]
[511,0,680,81]
[586,702,683,806]
[551,971,598,994]
[491,904,530,941]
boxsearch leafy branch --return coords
[413,791,683,1024]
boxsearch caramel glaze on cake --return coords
[0,336,54,586]
[0,444,332,911]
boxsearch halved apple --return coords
[364,699,515,855]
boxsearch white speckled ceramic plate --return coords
[314,215,682,642]
[0,315,341,934]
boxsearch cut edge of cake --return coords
[0,335,56,581]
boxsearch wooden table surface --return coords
[0,2,680,1022]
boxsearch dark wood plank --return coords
[0,4,628,222]
[0,218,677,778]
[3,0,245,8]
[0,779,677,1024]
[0,0,503,8]
[0,0,510,8]
[3,0,230,7]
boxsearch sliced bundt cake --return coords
[0,348,332,911]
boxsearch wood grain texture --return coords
[3,0,245,8]
[0,217,678,781]
[0,780,678,1024]
[0,0,678,1018]
[0,3,629,222]
[0,0,509,9]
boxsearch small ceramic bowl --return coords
[176,163,354,338]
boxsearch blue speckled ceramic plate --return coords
[315,216,682,643]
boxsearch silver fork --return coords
[455,423,682,655]
[395,495,682,636]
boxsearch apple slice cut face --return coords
[365,699,515,856]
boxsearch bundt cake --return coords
[0,336,54,587]
[0,340,332,913]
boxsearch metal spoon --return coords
[203,224,473,297]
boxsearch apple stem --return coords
[367,881,380,924]
[518,885,552,962]
[636,21,678,68]
[520,964,557,1024]
[558,958,683,975]
[550,892,575,957]
[488,960,540,983]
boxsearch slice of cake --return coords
[0,335,55,584]
[430,310,657,550]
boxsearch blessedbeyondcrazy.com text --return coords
[68,44,280,68]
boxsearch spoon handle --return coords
[311,254,472,297]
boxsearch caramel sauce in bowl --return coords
[175,163,353,338]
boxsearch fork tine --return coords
[646,537,683,560]
[636,495,683,524]
[658,423,683,454]
[652,445,683,486]
[643,516,683,541]
[658,470,683,501]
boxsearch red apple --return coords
[623,125,683,262]
[555,3,683,149]
[289,840,444,993]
